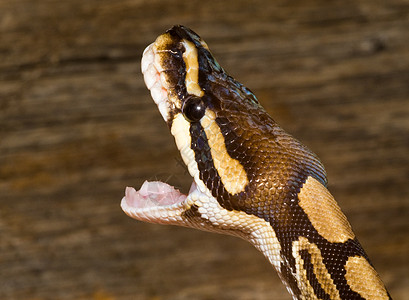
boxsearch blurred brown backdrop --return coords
[1,1,408,299]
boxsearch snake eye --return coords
[182,96,206,122]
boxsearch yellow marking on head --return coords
[200,110,248,195]
[151,33,184,112]
[181,40,205,97]
[298,176,355,243]
[345,256,389,299]
[171,113,203,184]
[293,237,341,299]
[153,32,174,51]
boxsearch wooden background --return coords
[1,1,408,299]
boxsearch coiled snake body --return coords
[121,25,391,299]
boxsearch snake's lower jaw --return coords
[121,181,198,226]
[121,181,185,225]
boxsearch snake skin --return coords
[121,25,391,299]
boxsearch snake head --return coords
[122,25,281,235]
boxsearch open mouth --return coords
[120,43,197,223]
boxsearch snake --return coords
[120,25,391,299]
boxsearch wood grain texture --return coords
[1,1,408,299]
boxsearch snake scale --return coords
[121,25,391,299]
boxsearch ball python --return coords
[121,25,391,299]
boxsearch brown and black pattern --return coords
[145,25,392,299]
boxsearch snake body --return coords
[121,25,391,299]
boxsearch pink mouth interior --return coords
[125,181,190,209]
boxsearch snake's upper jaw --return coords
[140,42,172,123]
